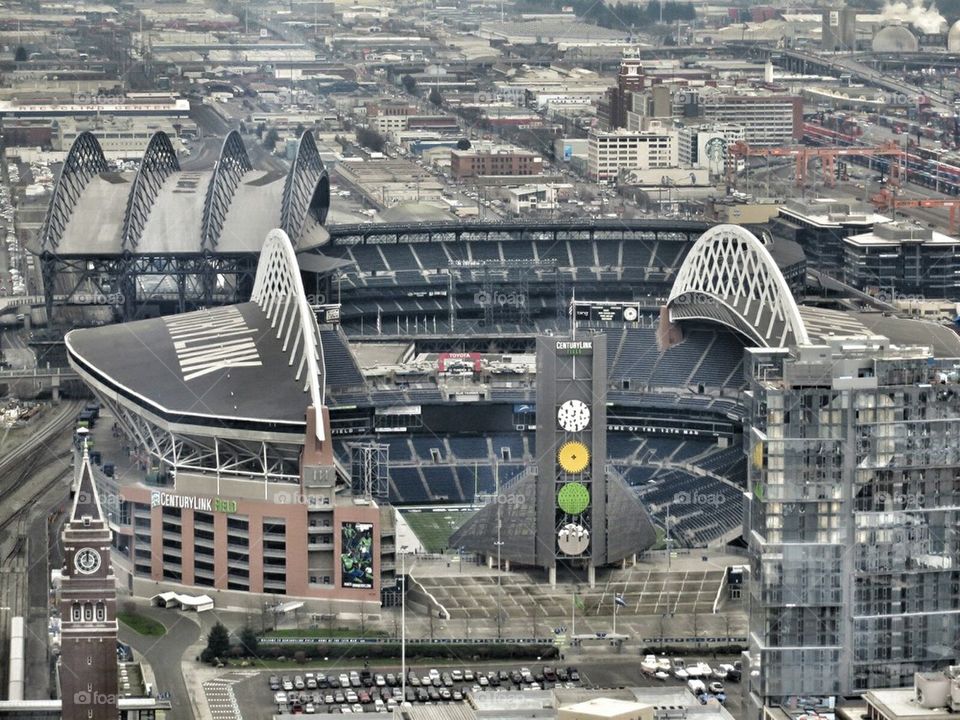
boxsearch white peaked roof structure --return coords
[252,228,327,440]
[667,224,810,348]
[65,229,334,485]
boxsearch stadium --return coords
[56,130,960,612]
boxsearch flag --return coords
[615,594,626,608]
[574,594,585,611]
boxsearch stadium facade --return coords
[66,230,387,611]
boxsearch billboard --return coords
[340,522,375,589]
[438,352,482,373]
[572,301,641,324]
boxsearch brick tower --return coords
[60,443,118,720]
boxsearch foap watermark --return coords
[73,291,125,306]
[873,290,925,305]
[73,691,121,706]
[72,92,125,106]
[75,489,125,512]
[673,490,726,508]
[474,290,526,308]
[873,490,926,508]
[477,492,527,508]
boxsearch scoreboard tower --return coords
[535,334,609,586]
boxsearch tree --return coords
[263,128,280,151]
[428,87,443,108]
[456,138,472,151]
[295,123,306,138]
[202,621,230,663]
[401,75,418,95]
[238,626,259,658]
[255,123,265,140]
[14,46,27,62]
[356,127,385,153]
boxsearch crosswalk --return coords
[202,670,258,720]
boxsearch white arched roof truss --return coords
[251,229,326,440]
[667,224,809,347]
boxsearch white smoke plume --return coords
[880,0,947,34]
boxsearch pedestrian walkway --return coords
[201,671,257,720]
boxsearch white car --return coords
[641,655,659,674]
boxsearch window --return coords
[83,604,93,621]
[72,604,81,621]
[95,603,106,622]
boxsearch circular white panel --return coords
[557,399,591,432]
[557,523,590,556]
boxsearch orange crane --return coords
[871,189,960,235]
[727,141,904,187]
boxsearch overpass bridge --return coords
[0,366,79,401]
[744,46,954,114]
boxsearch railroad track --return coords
[0,400,83,699]
[0,400,82,480]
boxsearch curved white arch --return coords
[251,229,326,440]
[667,224,809,347]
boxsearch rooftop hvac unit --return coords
[915,672,951,709]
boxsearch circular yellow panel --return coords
[558,440,590,474]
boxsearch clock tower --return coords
[60,442,118,720]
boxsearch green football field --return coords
[401,508,474,553]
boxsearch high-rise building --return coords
[587,127,679,182]
[743,337,960,717]
[59,444,119,720]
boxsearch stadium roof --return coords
[66,230,327,440]
[668,224,810,347]
[38,130,330,257]
[667,224,960,357]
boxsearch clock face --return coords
[74,547,101,575]
[557,399,590,432]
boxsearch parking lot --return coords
[231,654,743,716]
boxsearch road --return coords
[118,602,203,720]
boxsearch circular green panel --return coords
[557,482,590,515]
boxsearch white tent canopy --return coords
[151,591,214,612]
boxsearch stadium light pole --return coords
[400,545,408,703]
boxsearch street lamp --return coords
[400,545,409,701]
